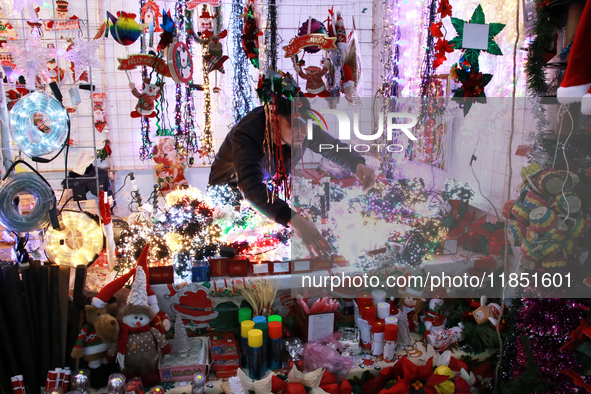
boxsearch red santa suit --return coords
[295,62,330,97]
[130,83,161,118]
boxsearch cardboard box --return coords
[209,258,228,277]
[311,257,332,271]
[249,260,271,276]
[291,259,312,274]
[294,302,335,342]
[210,332,240,378]
[149,266,174,284]
[159,336,209,382]
[270,260,291,275]
[228,258,249,277]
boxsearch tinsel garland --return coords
[263,0,278,71]
[230,0,254,123]
[418,0,439,122]
[196,4,216,163]
[138,0,152,160]
[378,0,402,180]
[525,0,555,96]
[499,298,590,394]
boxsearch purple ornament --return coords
[297,19,328,53]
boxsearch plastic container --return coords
[248,329,264,380]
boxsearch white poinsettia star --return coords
[61,37,103,76]
[6,29,53,83]
[460,367,476,386]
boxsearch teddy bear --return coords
[115,266,171,387]
[71,269,136,368]
[130,78,162,118]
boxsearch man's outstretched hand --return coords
[289,214,333,261]
[356,163,376,191]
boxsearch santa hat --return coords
[557,1,591,104]
[127,265,149,307]
[136,245,159,313]
[91,268,136,308]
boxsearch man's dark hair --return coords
[275,93,310,118]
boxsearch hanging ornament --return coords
[12,0,48,20]
[167,39,193,83]
[97,139,112,162]
[43,0,80,30]
[141,0,162,33]
[5,28,52,88]
[186,0,220,10]
[297,18,329,53]
[106,11,143,46]
[241,0,261,68]
[448,4,505,66]
[157,9,175,52]
[201,30,228,74]
[45,45,66,83]
[93,92,108,132]
[61,36,103,77]
[197,7,214,33]
[0,7,17,39]
[129,76,163,118]
[451,65,492,116]
[292,56,331,98]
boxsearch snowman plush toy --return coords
[115,266,171,387]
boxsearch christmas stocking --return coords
[557,0,591,110]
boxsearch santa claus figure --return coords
[293,58,331,98]
[136,245,171,335]
[424,298,446,336]
[130,78,162,118]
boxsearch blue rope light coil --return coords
[0,172,54,233]
[9,91,69,158]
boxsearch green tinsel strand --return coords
[525,0,556,95]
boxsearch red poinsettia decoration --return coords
[487,229,505,256]
[437,0,453,18]
[460,69,488,97]
[382,357,449,394]
[429,22,443,38]
[433,38,454,68]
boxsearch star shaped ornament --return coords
[7,29,53,86]
[62,37,103,76]
[12,0,48,17]
[448,4,505,66]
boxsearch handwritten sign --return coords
[283,34,337,58]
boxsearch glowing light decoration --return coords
[45,212,104,266]
[9,91,69,158]
[0,172,53,233]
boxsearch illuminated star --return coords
[6,29,53,83]
[62,37,103,76]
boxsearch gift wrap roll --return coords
[511,201,531,224]
[554,192,581,215]
[537,168,564,195]
[567,216,587,239]
[523,190,547,210]
[529,206,558,233]
[506,221,526,246]
[541,255,567,269]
